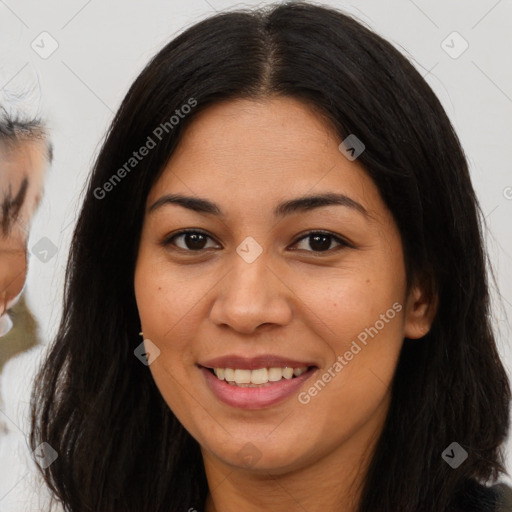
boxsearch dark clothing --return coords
[452,479,512,511]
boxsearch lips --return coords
[198,354,319,409]
[199,354,316,370]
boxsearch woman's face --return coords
[134,97,433,476]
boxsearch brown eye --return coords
[164,230,219,251]
[292,232,349,253]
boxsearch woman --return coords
[29,2,511,511]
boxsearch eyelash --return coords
[161,229,352,255]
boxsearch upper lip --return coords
[199,355,317,370]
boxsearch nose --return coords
[209,251,293,334]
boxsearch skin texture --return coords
[134,97,437,512]
[0,139,46,319]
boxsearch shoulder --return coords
[451,478,512,511]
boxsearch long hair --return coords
[29,2,510,511]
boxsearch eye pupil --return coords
[309,234,331,251]
[185,233,207,250]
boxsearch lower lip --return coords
[200,366,317,409]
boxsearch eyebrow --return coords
[149,192,370,219]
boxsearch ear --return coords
[403,278,438,340]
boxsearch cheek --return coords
[289,262,405,409]
[134,250,206,338]
[133,252,215,392]
[290,260,405,345]
[294,291,404,453]
[134,256,202,420]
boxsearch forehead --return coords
[170,96,337,168]
[147,97,383,219]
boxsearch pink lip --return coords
[199,366,318,409]
[199,354,316,370]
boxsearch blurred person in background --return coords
[0,88,53,510]
[0,103,51,365]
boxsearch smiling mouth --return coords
[203,366,317,387]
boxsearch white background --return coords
[0,0,511,509]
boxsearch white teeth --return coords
[251,368,268,384]
[282,367,294,379]
[268,367,283,381]
[212,366,309,385]
[224,368,235,382]
[234,369,251,384]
